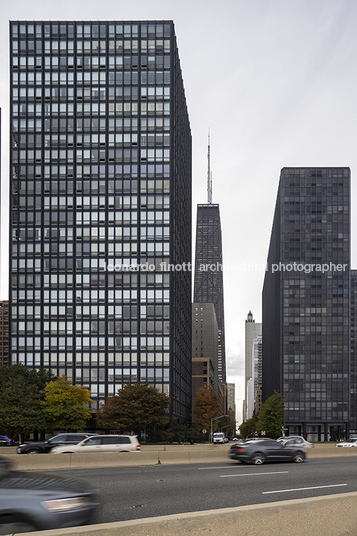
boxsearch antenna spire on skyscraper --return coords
[207,130,212,204]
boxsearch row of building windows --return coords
[12,257,171,269]
[12,336,170,349]
[12,303,169,317]
[13,71,171,85]
[12,320,170,333]
[14,119,170,134]
[13,39,171,54]
[15,121,170,138]
[15,181,169,195]
[12,23,172,39]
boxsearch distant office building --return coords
[194,202,226,383]
[244,311,261,420]
[263,167,350,441]
[191,356,214,410]
[254,385,262,415]
[252,335,262,414]
[192,303,218,390]
[9,20,192,425]
[227,382,236,423]
[0,301,9,366]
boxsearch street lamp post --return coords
[210,415,229,443]
[282,388,294,438]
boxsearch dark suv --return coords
[17,433,97,454]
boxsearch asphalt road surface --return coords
[47,457,357,524]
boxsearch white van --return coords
[213,432,225,444]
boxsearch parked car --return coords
[0,436,14,447]
[229,438,306,465]
[0,456,97,533]
[336,438,357,447]
[17,433,97,454]
[277,436,315,448]
[51,435,140,454]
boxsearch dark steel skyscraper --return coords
[9,20,192,424]
[350,270,357,433]
[193,140,226,383]
[263,167,350,441]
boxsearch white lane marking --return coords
[199,466,235,470]
[221,471,288,478]
[263,483,347,494]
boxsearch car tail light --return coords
[237,448,245,452]
[136,445,140,451]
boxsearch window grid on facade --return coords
[10,20,192,425]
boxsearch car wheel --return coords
[293,451,305,463]
[251,452,265,465]
[27,449,40,454]
[0,522,37,534]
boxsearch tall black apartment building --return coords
[194,204,226,383]
[263,167,350,441]
[9,21,192,425]
[350,270,357,432]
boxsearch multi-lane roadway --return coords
[50,456,357,524]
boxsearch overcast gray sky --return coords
[1,0,357,423]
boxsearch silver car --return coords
[277,436,315,448]
[336,438,357,447]
[51,435,140,454]
[0,457,97,534]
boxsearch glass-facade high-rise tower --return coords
[193,203,226,383]
[9,20,192,425]
[263,167,350,441]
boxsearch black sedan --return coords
[0,457,97,533]
[17,433,96,454]
[229,438,306,465]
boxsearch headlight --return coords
[41,497,89,511]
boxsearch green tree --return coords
[0,365,54,443]
[43,376,93,431]
[256,391,284,438]
[96,383,170,436]
[239,412,259,438]
[192,386,220,437]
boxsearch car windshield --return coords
[49,435,67,444]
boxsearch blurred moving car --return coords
[17,433,96,454]
[0,436,14,447]
[0,456,97,533]
[229,438,306,465]
[336,438,357,447]
[277,436,315,448]
[51,435,140,454]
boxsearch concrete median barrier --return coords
[3,442,357,472]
